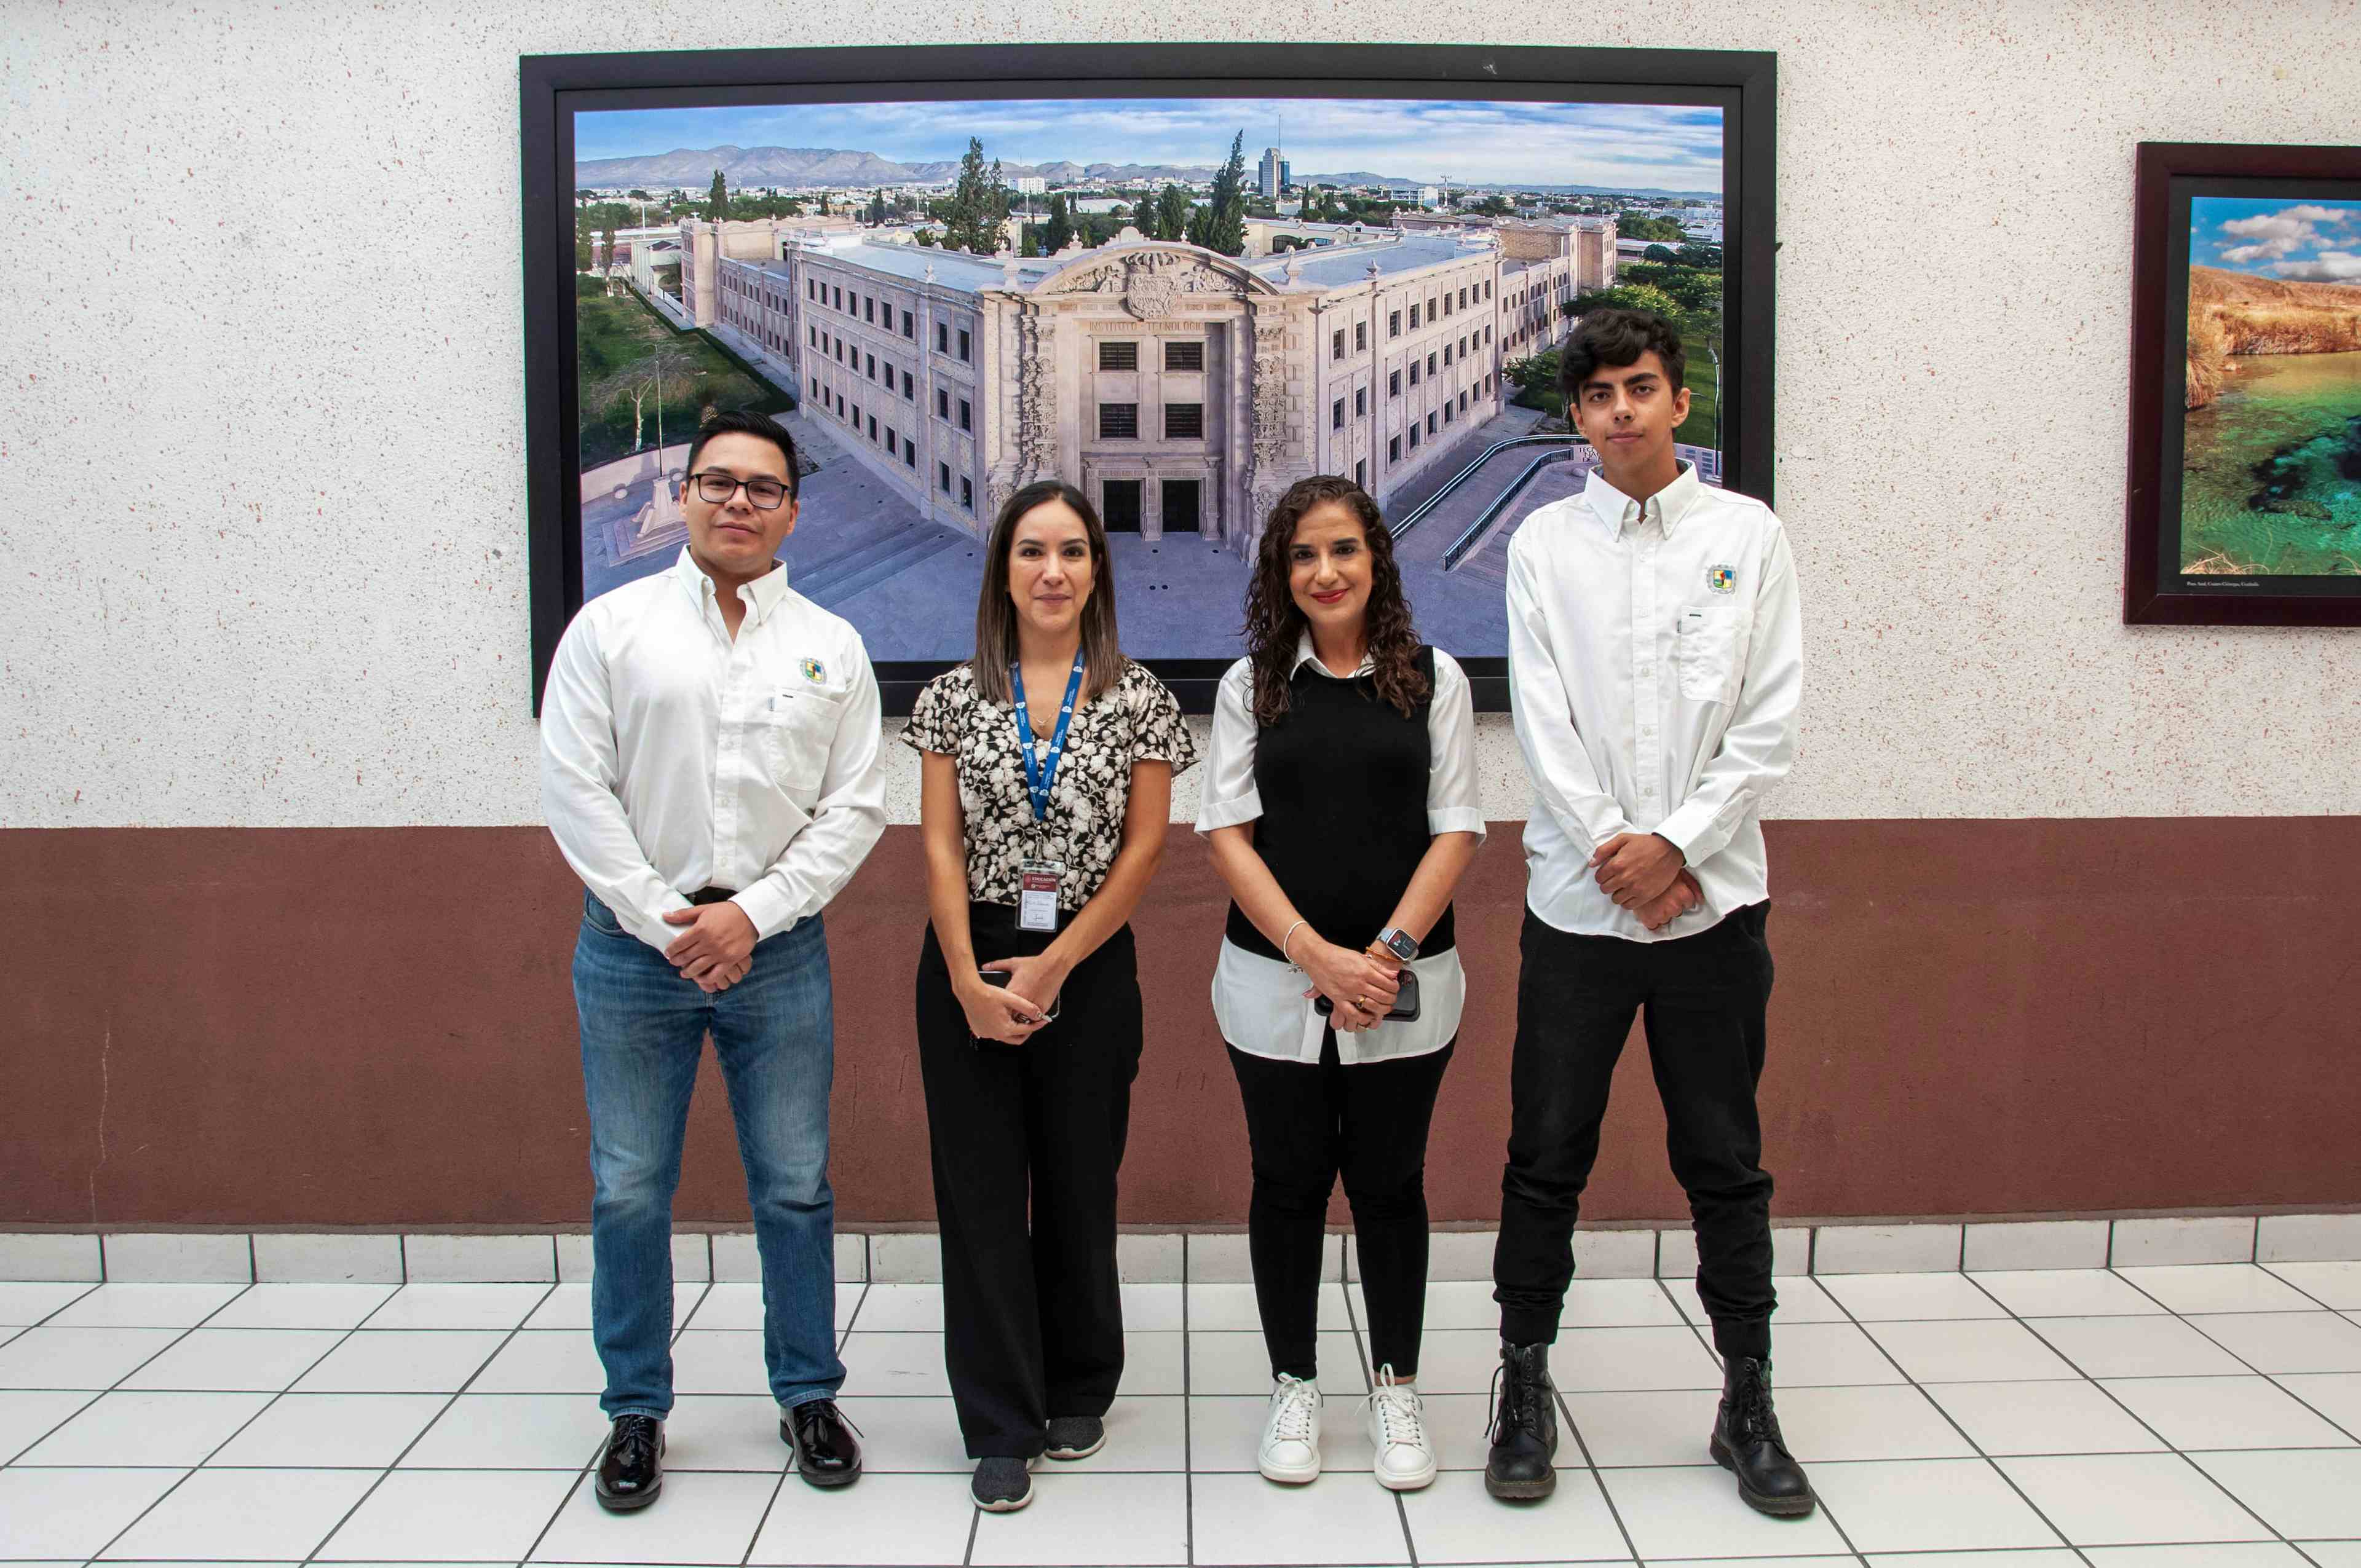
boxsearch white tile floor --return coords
[1,1264,2357,1564]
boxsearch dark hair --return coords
[1242,475,1427,727]
[971,479,1126,709]
[684,409,801,499]
[1558,306,1686,407]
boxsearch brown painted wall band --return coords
[4,819,2355,1228]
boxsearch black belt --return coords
[688,886,737,906]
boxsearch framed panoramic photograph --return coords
[521,44,1778,709]
[2126,141,2361,626]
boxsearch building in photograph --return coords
[1258,146,1282,199]
[681,205,1627,556]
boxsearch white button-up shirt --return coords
[1196,637,1486,1063]
[540,548,887,955]
[1510,463,1801,941]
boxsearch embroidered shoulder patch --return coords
[1706,564,1737,595]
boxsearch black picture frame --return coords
[523,42,1779,711]
[2126,141,2361,626]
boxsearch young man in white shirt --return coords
[540,410,887,1511]
[1484,310,1811,1518]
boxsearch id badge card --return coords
[1018,859,1064,933]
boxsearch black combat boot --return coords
[1710,1356,1816,1516]
[1482,1341,1558,1500]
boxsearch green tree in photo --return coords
[945,137,994,254]
[1505,349,1560,404]
[987,159,1013,250]
[1675,243,1722,270]
[1644,243,1679,263]
[1570,282,1684,320]
[1019,227,1041,258]
[1043,192,1075,252]
[1156,183,1190,242]
[575,210,593,272]
[706,168,727,221]
[1201,132,1249,256]
[1616,210,1688,243]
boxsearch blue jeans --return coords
[573,891,844,1419]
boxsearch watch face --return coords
[1383,929,1418,960]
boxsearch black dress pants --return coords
[1493,903,1778,1360]
[1227,1032,1455,1380]
[915,907,1142,1459]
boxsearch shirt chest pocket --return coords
[762,687,844,792]
[1675,607,1747,706]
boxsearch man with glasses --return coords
[542,409,885,1511]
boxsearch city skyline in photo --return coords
[575,97,1725,198]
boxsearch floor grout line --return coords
[1179,1243,1193,1568]
[6,1271,2359,1564]
[1810,1273,2098,1566]
[1657,1274,1873,1566]
[294,1277,564,1568]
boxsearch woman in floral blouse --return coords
[903,478,1196,1514]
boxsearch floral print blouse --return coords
[903,659,1198,911]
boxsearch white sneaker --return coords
[1365,1365,1437,1491]
[1257,1373,1323,1483]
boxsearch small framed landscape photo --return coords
[2126,141,2361,625]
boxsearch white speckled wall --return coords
[4,1,2358,829]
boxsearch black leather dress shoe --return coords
[781,1399,863,1487]
[1483,1342,1559,1500]
[1710,1357,1816,1516]
[595,1414,664,1511]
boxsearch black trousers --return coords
[915,906,1142,1459]
[1227,1032,1455,1380]
[1493,903,1778,1360]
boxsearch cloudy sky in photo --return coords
[2192,197,2361,283]
[578,97,1723,192]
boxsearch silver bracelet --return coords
[1279,919,1308,969]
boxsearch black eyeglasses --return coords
[688,470,791,510]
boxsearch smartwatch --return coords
[1375,926,1420,963]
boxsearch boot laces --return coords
[1730,1361,1784,1446]
[1484,1350,1544,1444]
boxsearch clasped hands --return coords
[662,902,757,993]
[1591,832,1704,930]
[954,951,1070,1045]
[1299,937,1402,1034]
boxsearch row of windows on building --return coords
[1096,340,1204,372]
[1094,403,1203,439]
[803,273,974,363]
[1085,368,1495,447]
[805,329,987,434]
[1332,371,1499,430]
[1355,278,1498,352]
[803,372,976,513]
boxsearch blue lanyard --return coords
[1012,655,1085,824]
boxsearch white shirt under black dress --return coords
[1195,636,1485,1063]
[902,658,1197,913]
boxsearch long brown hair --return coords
[1241,475,1428,727]
[971,479,1126,708]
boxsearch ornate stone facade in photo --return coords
[688,215,1615,554]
